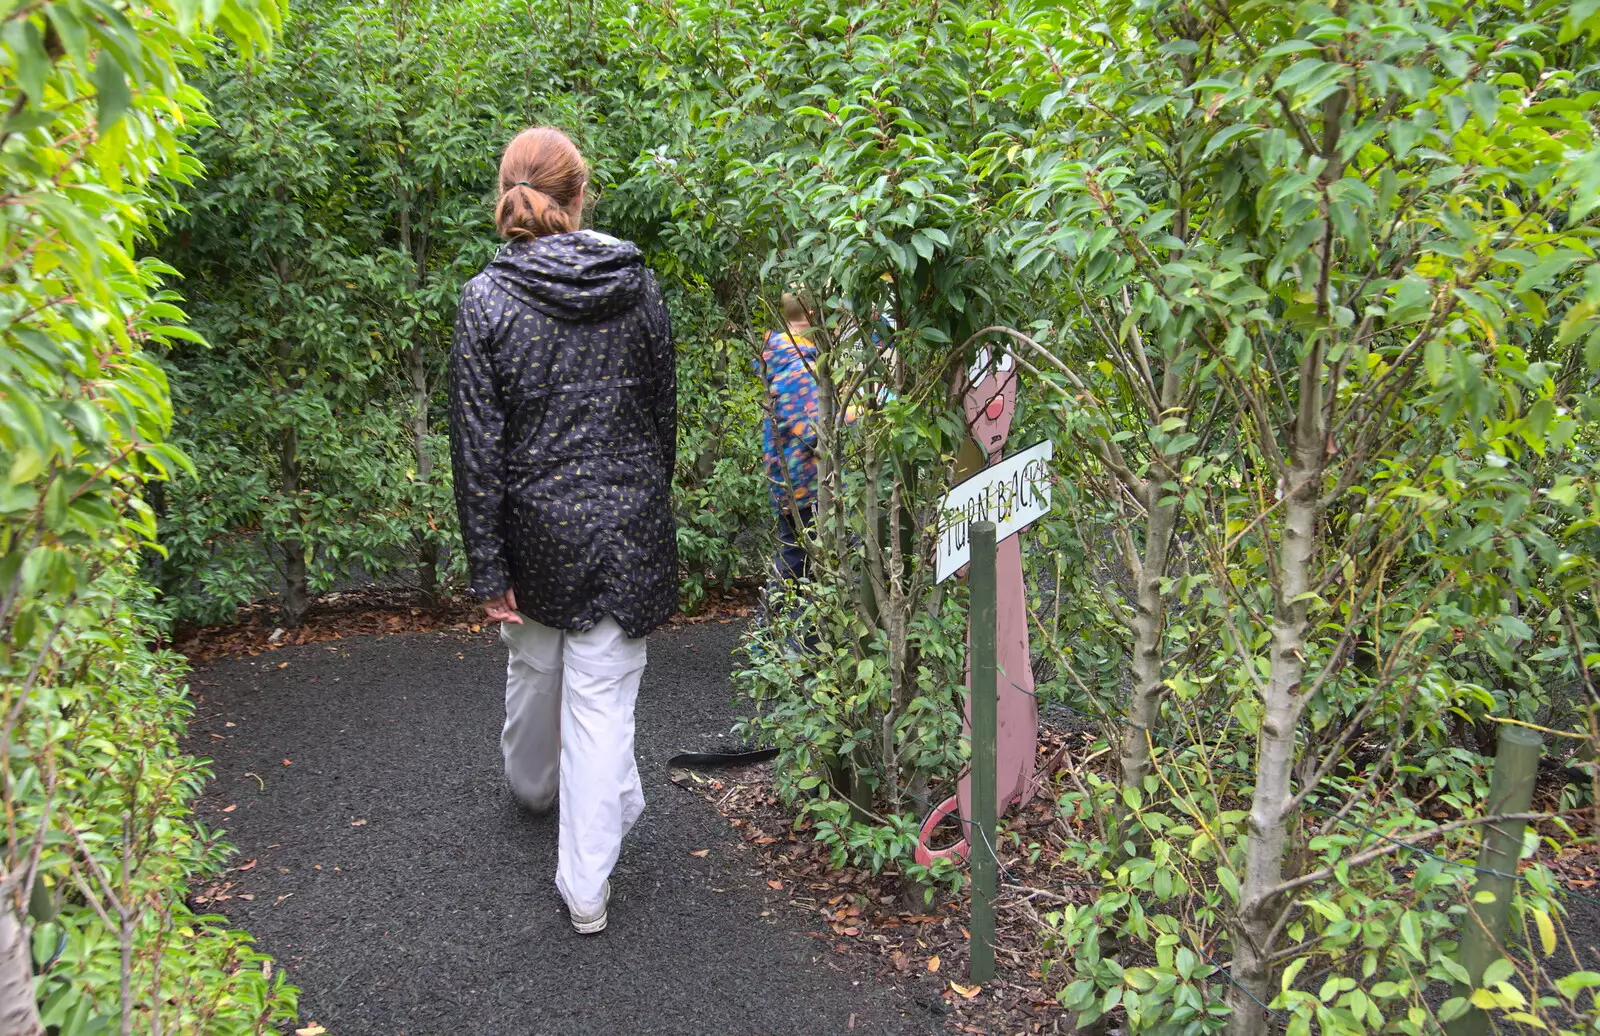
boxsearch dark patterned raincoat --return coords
[448,230,677,639]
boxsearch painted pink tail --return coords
[913,794,969,866]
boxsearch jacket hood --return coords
[485,230,647,322]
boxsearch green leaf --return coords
[1554,971,1600,999]
[1560,0,1600,43]
[1513,251,1579,293]
[1467,82,1499,131]
[1281,955,1309,993]
[93,57,132,131]
[7,446,45,486]
[1438,956,1473,986]
[5,20,50,104]
[46,5,91,67]
[1482,958,1515,986]
[1203,124,1259,158]
[1400,912,1424,959]
[1123,967,1156,991]
[1536,909,1558,956]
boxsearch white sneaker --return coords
[569,880,610,935]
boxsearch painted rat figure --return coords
[915,344,1040,864]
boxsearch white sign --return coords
[935,440,1054,583]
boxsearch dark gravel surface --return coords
[186,621,941,1036]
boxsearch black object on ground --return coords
[667,747,779,769]
[185,622,936,1036]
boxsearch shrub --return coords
[0,0,296,1030]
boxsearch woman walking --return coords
[448,127,676,934]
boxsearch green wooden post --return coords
[969,520,997,985]
[1446,725,1542,1036]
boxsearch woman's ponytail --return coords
[495,128,588,241]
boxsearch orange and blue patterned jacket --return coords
[757,329,821,515]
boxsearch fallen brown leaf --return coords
[949,982,981,999]
[690,849,710,857]
[928,955,941,973]
[295,1025,326,1036]
[237,860,257,871]
[221,804,237,813]
[768,880,783,890]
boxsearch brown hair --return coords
[495,127,588,241]
[781,292,811,326]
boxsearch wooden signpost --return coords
[911,345,1053,986]
[968,520,998,983]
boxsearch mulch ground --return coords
[170,584,759,665]
[670,729,1600,1034]
[670,727,1105,1035]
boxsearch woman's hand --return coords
[484,589,522,625]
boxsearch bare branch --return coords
[1271,812,1554,899]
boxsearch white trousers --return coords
[501,615,647,917]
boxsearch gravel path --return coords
[187,621,939,1035]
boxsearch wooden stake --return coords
[969,520,997,985]
[1447,725,1542,1036]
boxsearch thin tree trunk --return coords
[1228,348,1326,1036]
[0,880,44,1036]
[279,422,309,627]
[271,262,310,628]
[408,340,438,604]
[1229,89,1347,1029]
[814,350,838,560]
[398,191,439,604]
[1118,363,1182,829]
[1118,490,1178,792]
[884,473,909,811]
[119,815,133,1036]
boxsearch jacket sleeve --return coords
[646,278,677,475]
[447,279,512,600]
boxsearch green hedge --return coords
[0,1,298,1031]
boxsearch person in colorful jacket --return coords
[757,292,886,590]
[758,293,829,584]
